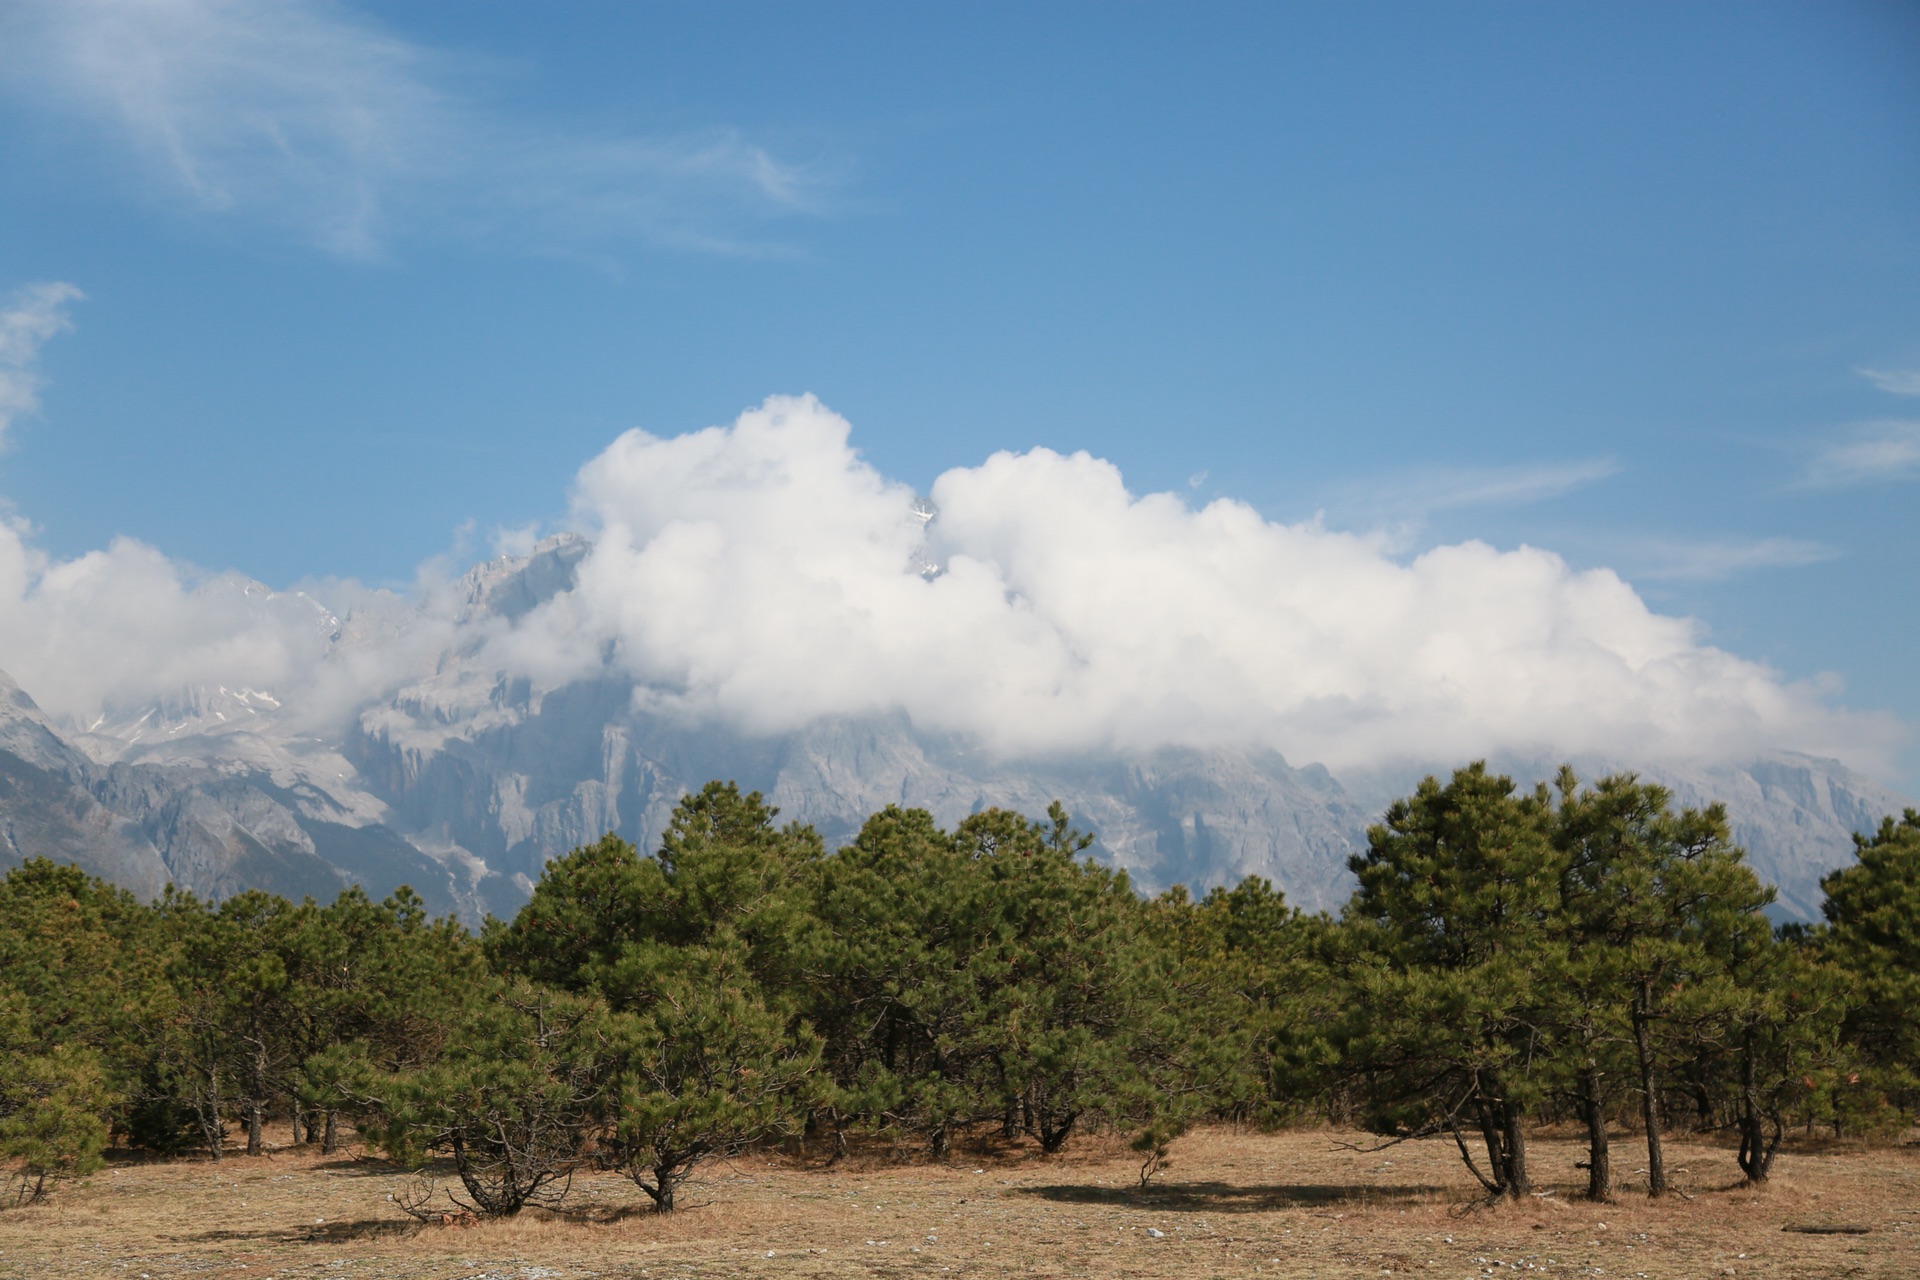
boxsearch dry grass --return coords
[2,1124,1916,1279]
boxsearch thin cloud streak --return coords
[1805,421,1920,487]
[1345,458,1619,519]
[1859,368,1920,397]
[0,0,829,259]
[1325,457,1620,550]
[1624,535,1836,582]
[1409,458,1621,511]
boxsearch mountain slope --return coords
[0,669,465,912]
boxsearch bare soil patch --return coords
[2,1126,1915,1279]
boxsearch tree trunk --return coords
[647,1164,683,1213]
[1736,1028,1780,1185]
[1448,1118,1503,1195]
[1579,1066,1612,1202]
[197,1062,224,1163]
[321,1109,339,1154]
[1632,983,1668,1198]
[1501,1094,1531,1198]
[1471,1074,1512,1196]
[828,1112,848,1165]
[1039,1108,1079,1154]
[246,1043,267,1156]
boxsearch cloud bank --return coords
[491,397,1891,772]
[0,393,1900,779]
[0,0,825,258]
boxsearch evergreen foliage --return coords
[0,769,1908,1213]
[1342,764,1560,1198]
[1818,810,1920,1115]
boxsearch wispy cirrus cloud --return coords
[0,282,84,450]
[1796,368,1920,487]
[1387,458,1622,512]
[1805,421,1920,487]
[0,0,830,260]
[1858,367,1920,397]
[1622,535,1836,582]
[1326,456,1619,545]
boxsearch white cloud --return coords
[0,394,1899,778]
[1805,420,1920,487]
[0,513,471,737]
[0,0,825,259]
[489,522,542,560]
[485,396,1893,774]
[0,521,322,720]
[0,282,84,448]
[1859,368,1920,397]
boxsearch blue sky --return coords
[0,1,1916,788]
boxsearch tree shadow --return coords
[173,1217,418,1245]
[311,1153,425,1177]
[1014,1181,1452,1213]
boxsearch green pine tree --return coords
[1343,763,1562,1199]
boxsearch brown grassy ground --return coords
[2,1125,1915,1279]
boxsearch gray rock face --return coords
[355,701,1375,911]
[1,539,1907,921]
[1654,757,1909,921]
[0,670,465,913]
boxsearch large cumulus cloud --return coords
[0,391,1900,777]
[497,395,1897,773]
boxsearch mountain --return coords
[0,668,170,896]
[2,536,1908,920]
[0,671,464,914]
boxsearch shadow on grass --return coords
[1015,1181,1451,1213]
[172,1218,419,1245]
[311,1153,420,1177]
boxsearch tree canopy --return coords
[0,767,1909,1214]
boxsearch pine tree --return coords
[810,804,986,1156]
[1554,771,1772,1197]
[0,1043,117,1206]
[956,803,1165,1155]
[1343,763,1561,1198]
[369,980,614,1218]
[1818,810,1920,1115]
[487,784,825,1208]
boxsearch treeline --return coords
[0,768,1915,1215]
